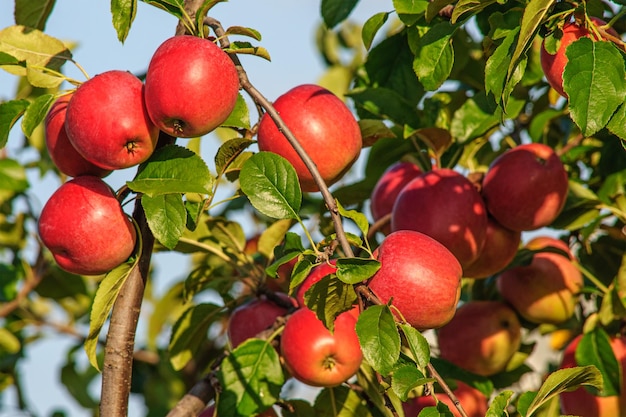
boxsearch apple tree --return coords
[1,0,626,416]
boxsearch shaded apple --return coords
[44,93,111,178]
[370,161,422,234]
[481,143,568,231]
[391,168,488,268]
[437,301,522,376]
[257,84,362,192]
[497,236,583,325]
[144,35,240,137]
[402,380,489,417]
[368,230,462,330]
[280,307,362,387]
[38,176,137,275]
[65,70,159,170]
[462,216,521,279]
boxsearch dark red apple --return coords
[437,301,522,376]
[144,35,240,137]
[481,143,569,231]
[65,70,159,170]
[368,230,462,330]
[44,93,111,178]
[370,162,422,234]
[496,236,583,325]
[38,176,137,275]
[227,294,293,348]
[462,216,521,279]
[257,84,362,192]
[402,380,489,417]
[280,307,362,387]
[391,168,488,268]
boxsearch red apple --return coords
[559,334,626,416]
[496,237,583,325]
[462,216,521,279]
[280,308,362,387]
[65,70,159,170]
[402,381,489,417]
[44,93,111,178]
[38,176,137,275]
[481,143,569,232]
[370,162,423,234]
[257,84,362,192]
[144,35,240,137]
[391,168,488,268]
[541,17,616,97]
[437,301,522,376]
[296,260,337,308]
[368,230,462,330]
[227,294,293,348]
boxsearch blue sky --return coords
[0,1,386,415]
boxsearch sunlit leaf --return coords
[314,386,373,417]
[321,0,358,28]
[412,22,458,91]
[142,193,186,250]
[356,305,400,375]
[215,137,254,176]
[221,93,250,130]
[335,257,380,284]
[362,12,390,50]
[111,0,137,43]
[0,100,30,148]
[21,93,54,139]
[576,328,621,396]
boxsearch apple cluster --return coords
[39,35,241,276]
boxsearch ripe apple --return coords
[45,94,111,178]
[38,176,137,275]
[481,143,569,232]
[559,334,626,416]
[280,307,362,387]
[144,35,240,137]
[402,380,489,417]
[541,17,616,97]
[65,70,159,170]
[227,293,293,348]
[368,230,462,330]
[296,260,337,308]
[257,84,362,192]
[437,301,522,376]
[462,216,521,279]
[391,168,488,268]
[370,162,422,234]
[496,236,583,325]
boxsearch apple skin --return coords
[481,143,569,232]
[496,236,583,325]
[370,162,423,234]
[38,176,137,276]
[257,84,362,192]
[65,70,159,170]
[280,307,362,387]
[541,18,615,97]
[45,94,111,178]
[227,294,293,348]
[559,334,626,416]
[391,168,488,268]
[144,35,240,137]
[402,381,489,417]
[368,230,462,330]
[462,216,521,279]
[437,301,522,376]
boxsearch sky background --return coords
[0,1,386,416]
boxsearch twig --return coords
[426,363,469,417]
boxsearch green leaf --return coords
[217,339,284,417]
[350,87,419,127]
[15,0,56,30]
[215,137,254,176]
[224,26,262,41]
[391,365,429,401]
[314,386,373,417]
[399,323,430,369]
[257,219,293,259]
[393,0,429,25]
[221,93,250,130]
[169,303,223,371]
[335,257,381,284]
[485,28,520,107]
[141,0,185,20]
[21,93,54,139]
[575,328,621,397]
[565,39,626,137]
[225,41,271,61]
[0,25,72,88]
[336,199,370,236]
[356,305,401,375]
[608,103,626,141]
[111,0,137,43]
[412,22,458,91]
[0,328,20,354]
[239,152,302,220]
[450,92,498,142]
[142,193,186,250]
[320,0,359,28]
[0,100,30,148]
[524,366,603,416]
[0,159,29,193]
[362,12,390,50]
[304,274,357,331]
[451,0,497,23]
[486,390,514,417]
[84,258,139,371]
[127,144,213,197]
